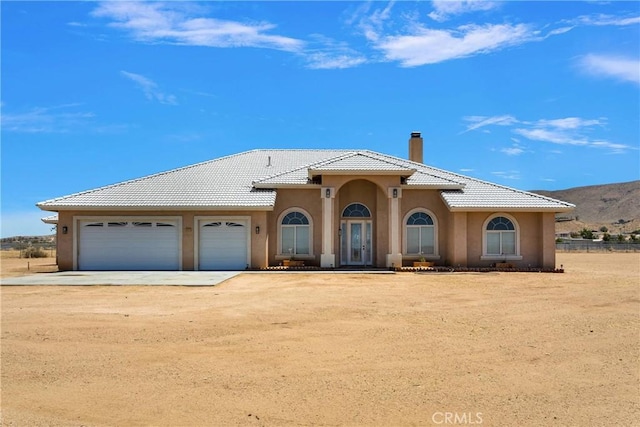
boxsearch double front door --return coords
[341,220,372,266]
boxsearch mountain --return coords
[532,180,640,235]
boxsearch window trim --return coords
[342,203,372,218]
[481,213,523,260]
[402,208,440,259]
[276,207,314,259]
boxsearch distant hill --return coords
[532,180,640,235]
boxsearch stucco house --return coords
[37,132,574,271]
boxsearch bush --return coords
[23,246,48,258]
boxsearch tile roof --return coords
[41,215,58,224]
[37,149,574,212]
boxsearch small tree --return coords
[617,234,626,242]
[580,228,594,239]
[599,226,608,233]
[602,233,611,242]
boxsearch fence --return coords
[556,241,639,252]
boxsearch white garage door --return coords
[78,220,180,270]
[199,220,248,270]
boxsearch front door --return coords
[342,220,372,265]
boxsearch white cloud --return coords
[462,115,519,133]
[92,2,303,53]
[575,14,640,27]
[304,35,368,69]
[514,128,589,146]
[428,1,500,22]
[501,146,525,156]
[536,117,606,130]
[376,23,535,67]
[464,114,635,154]
[1,104,95,133]
[350,1,395,43]
[305,52,367,70]
[491,170,520,180]
[578,54,640,85]
[120,71,177,105]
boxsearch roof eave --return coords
[446,206,576,213]
[403,184,465,190]
[253,183,321,189]
[308,169,416,178]
[36,204,275,212]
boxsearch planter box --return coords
[495,262,514,269]
[413,261,434,268]
[283,260,305,267]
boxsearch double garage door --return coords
[78,218,248,271]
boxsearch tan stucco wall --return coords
[401,189,450,266]
[54,209,270,271]
[269,189,323,266]
[465,211,556,268]
[52,183,559,271]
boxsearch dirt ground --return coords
[0,251,58,278]
[1,253,638,426]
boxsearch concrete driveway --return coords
[0,271,242,286]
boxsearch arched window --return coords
[280,210,311,255]
[405,210,436,255]
[342,203,371,218]
[485,215,517,255]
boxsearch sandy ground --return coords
[0,251,58,278]
[1,253,638,426]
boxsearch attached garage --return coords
[78,219,180,270]
[198,219,249,270]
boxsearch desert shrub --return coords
[23,246,48,258]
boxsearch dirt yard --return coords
[0,250,58,278]
[1,253,638,426]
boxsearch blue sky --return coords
[2,1,639,237]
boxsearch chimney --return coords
[409,131,423,163]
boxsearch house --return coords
[37,133,574,271]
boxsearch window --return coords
[281,211,310,255]
[342,203,371,218]
[405,211,436,255]
[485,216,517,255]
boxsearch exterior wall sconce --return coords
[255,225,260,235]
[62,226,68,234]
[393,188,398,198]
[325,188,331,198]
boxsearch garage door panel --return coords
[79,220,179,271]
[199,220,248,270]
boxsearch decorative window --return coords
[203,222,222,228]
[342,203,371,218]
[485,215,518,256]
[280,210,311,255]
[133,222,152,227]
[404,210,437,255]
[108,222,127,227]
[156,222,175,227]
[226,222,244,227]
[84,222,104,227]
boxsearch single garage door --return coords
[78,220,180,270]
[199,220,248,270]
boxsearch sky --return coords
[1,1,639,237]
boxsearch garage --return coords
[78,219,180,270]
[198,220,249,270]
